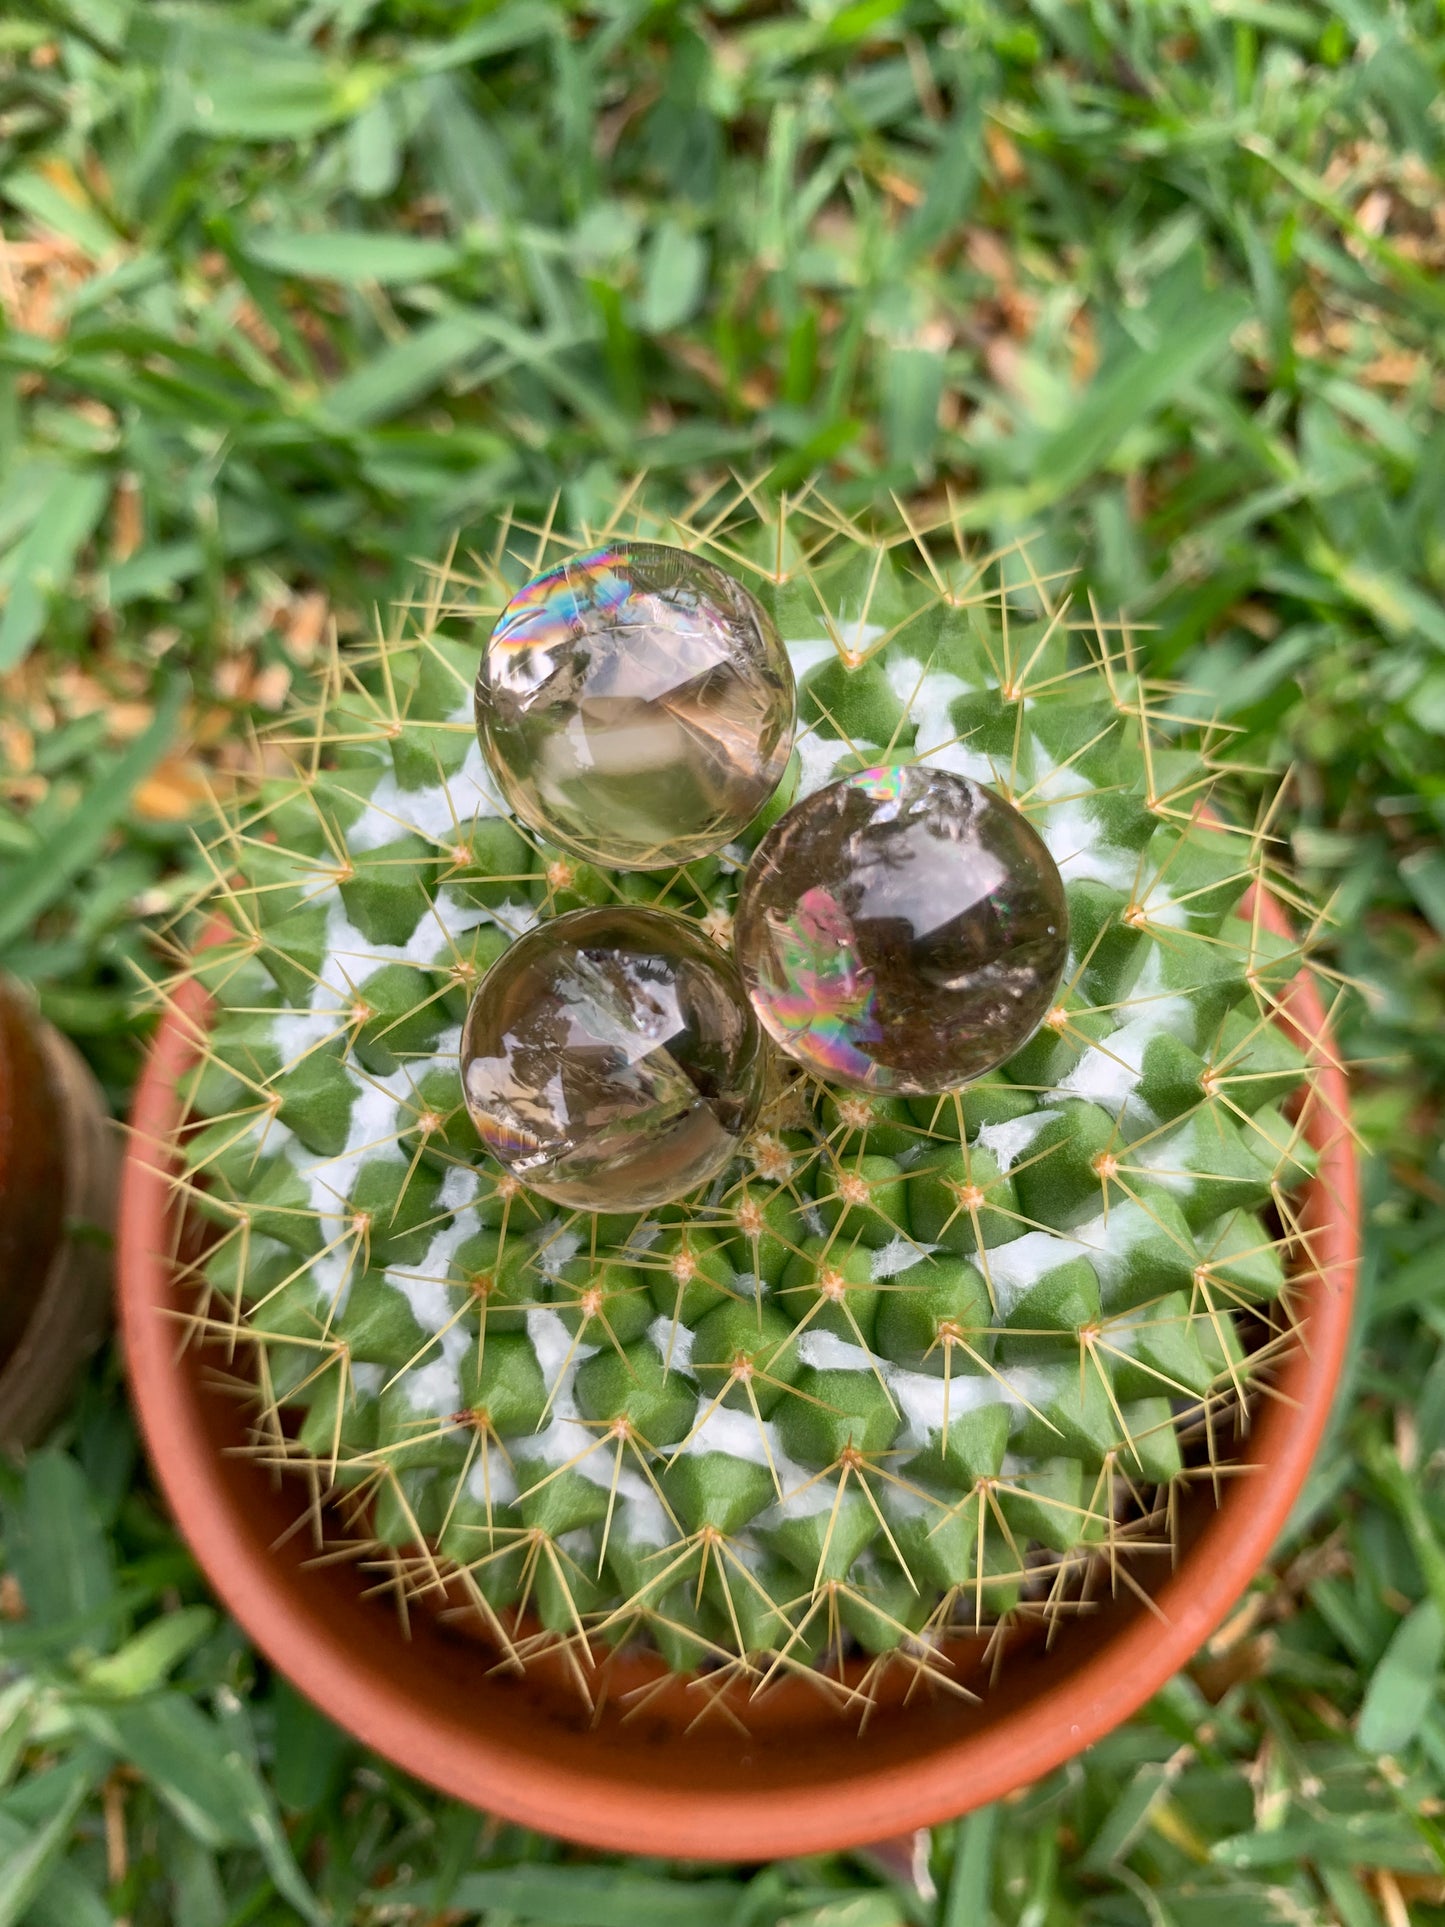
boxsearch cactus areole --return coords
[120,499,1357,1857]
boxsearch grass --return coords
[0,0,1442,1918]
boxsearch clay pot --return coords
[0,977,117,1450]
[117,898,1357,1860]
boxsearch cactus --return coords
[165,484,1325,1717]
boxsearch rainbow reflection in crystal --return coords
[734,765,1068,1094]
[755,885,883,1082]
[490,547,634,650]
[852,766,909,810]
[474,542,795,871]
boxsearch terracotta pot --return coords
[0,977,117,1451]
[117,893,1357,1860]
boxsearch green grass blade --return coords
[1026,289,1252,506]
[0,1453,117,1656]
[242,228,466,283]
[75,1695,323,1924]
[0,678,184,954]
[0,470,109,672]
[1357,1601,1444,1756]
[940,1807,996,1927]
[370,1868,750,1924]
[0,1773,95,1927]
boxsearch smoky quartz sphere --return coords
[733,765,1069,1095]
[473,542,795,871]
[460,906,767,1211]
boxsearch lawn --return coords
[1,0,1444,1920]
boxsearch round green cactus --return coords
[170,489,1320,1712]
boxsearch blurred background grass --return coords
[1,1,1443,1920]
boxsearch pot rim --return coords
[118,893,1358,1860]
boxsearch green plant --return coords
[164,486,1327,1714]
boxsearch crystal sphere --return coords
[733,765,1068,1095]
[460,905,766,1210]
[474,542,795,871]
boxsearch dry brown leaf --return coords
[1356,188,1393,238]
[875,165,925,209]
[0,719,35,777]
[192,705,234,750]
[112,472,143,563]
[1376,1870,1411,1927]
[282,590,330,662]
[133,755,220,822]
[252,663,293,711]
[1191,1630,1277,1701]
[1395,1875,1445,1906]
[965,227,1014,286]
[985,122,1026,188]
[1070,307,1098,383]
[983,335,1022,388]
[1235,601,1282,641]
[108,701,158,740]
[1363,349,1428,388]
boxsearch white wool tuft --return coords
[649,1314,695,1374]
[385,1207,480,1342]
[1037,796,1136,892]
[795,1330,876,1372]
[1129,1117,1200,1197]
[515,1306,669,1538]
[438,1163,479,1212]
[402,1357,461,1419]
[870,1235,935,1279]
[793,727,850,799]
[348,733,508,855]
[1049,950,1188,1116]
[537,1223,583,1278]
[1064,1198,1173,1287]
[681,1401,780,1471]
[976,1109,1060,1173]
[978,1229,1097,1317]
[883,657,1002,785]
[889,1363,1014,1445]
[758,1473,840,1523]
[787,635,857,682]
[463,1447,519,1509]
